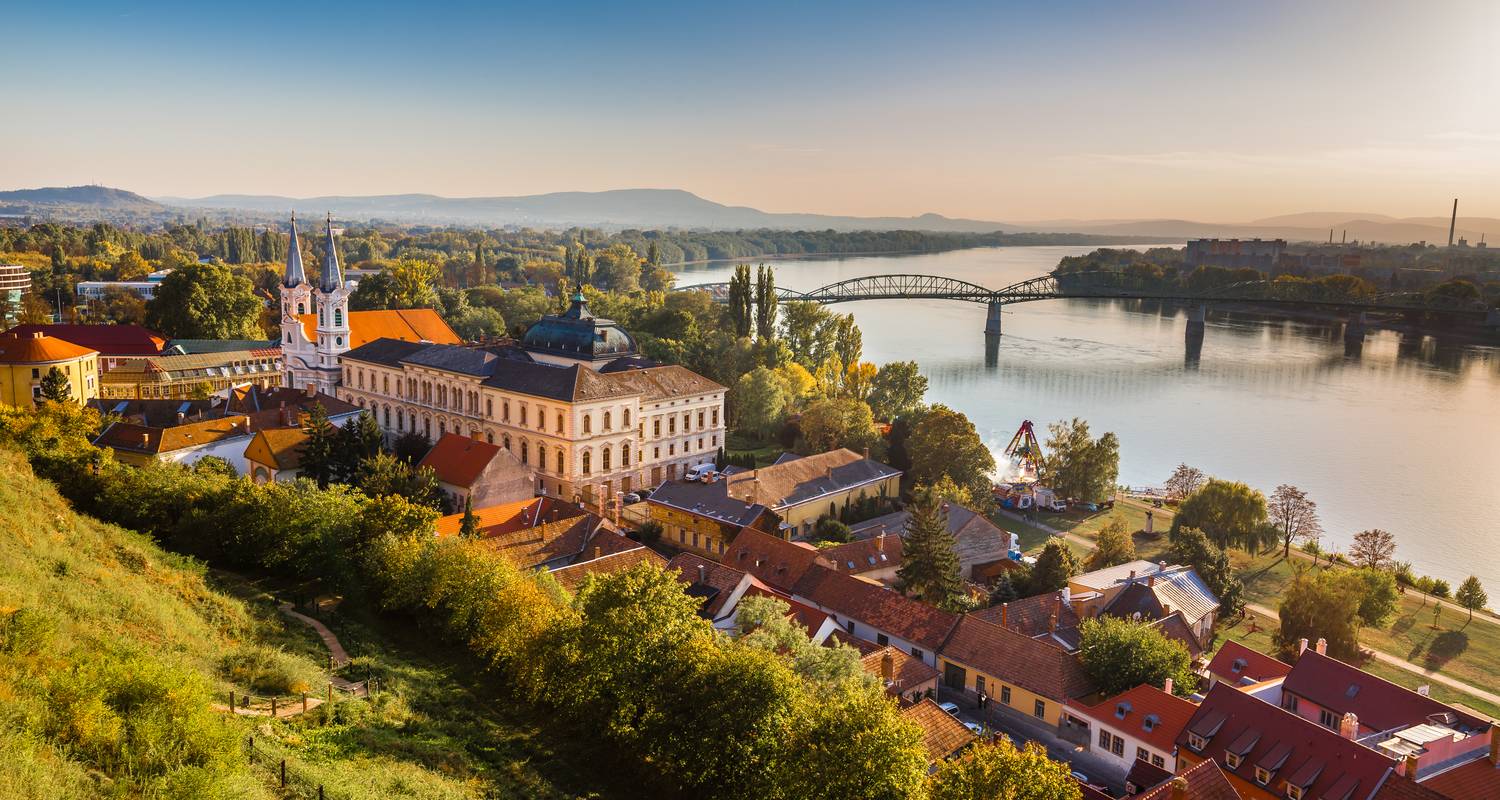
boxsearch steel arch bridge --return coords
[677,270,1494,318]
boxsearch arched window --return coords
[602,447,612,471]
[334,309,342,327]
[582,451,591,474]
[297,302,305,315]
[486,431,494,444]
[383,406,390,427]
[383,375,389,394]
[556,447,565,472]
[503,434,511,450]
[556,412,564,433]
[622,442,630,467]
[538,448,547,471]
[439,420,447,436]
[623,408,631,427]
[397,409,404,430]
[583,415,592,434]
[603,411,612,431]
[521,440,529,464]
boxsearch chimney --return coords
[1158,560,1167,573]
[1061,586,1071,606]
[881,651,895,683]
[697,563,707,585]
[141,432,150,447]
[1000,602,1009,628]
[1128,570,1136,583]
[593,546,601,560]
[1161,603,1171,616]
[1298,638,1309,655]
[862,446,870,461]
[177,411,186,424]
[1148,573,1155,587]
[1163,677,1174,695]
[876,531,885,552]
[1316,637,1327,655]
[1048,611,1058,633]
[1489,729,1500,765]
[1340,712,1359,740]
[1170,776,1188,800]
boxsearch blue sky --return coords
[4,0,1498,220]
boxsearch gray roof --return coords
[283,214,306,287]
[521,292,637,361]
[319,215,342,292]
[648,479,769,527]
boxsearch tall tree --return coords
[298,404,341,489]
[754,263,778,340]
[867,361,927,421]
[1163,463,1205,501]
[1457,576,1488,624]
[1268,484,1322,558]
[896,491,965,610]
[902,404,996,506]
[38,366,72,403]
[1024,539,1079,596]
[335,411,384,483]
[1170,479,1268,551]
[459,497,480,539]
[145,261,263,339]
[1349,528,1397,570]
[1168,528,1246,617]
[731,366,789,439]
[1086,518,1136,570]
[727,263,753,338]
[832,313,862,368]
[1077,616,1197,697]
[1042,418,1120,504]
[1275,569,1362,661]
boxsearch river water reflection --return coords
[674,245,1500,587]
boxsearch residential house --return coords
[92,387,358,471]
[0,331,98,405]
[418,432,535,510]
[863,645,940,707]
[721,527,833,594]
[4,323,165,366]
[901,698,976,767]
[243,427,309,483]
[1178,683,1437,800]
[819,531,903,584]
[1069,559,1221,646]
[647,479,779,558]
[973,590,1083,650]
[665,552,764,630]
[937,615,1096,729]
[1067,683,1199,775]
[791,564,959,667]
[1129,759,1240,800]
[848,501,1018,581]
[432,496,617,571]
[1206,641,1292,690]
[548,542,667,593]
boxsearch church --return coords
[279,214,460,394]
[278,214,726,509]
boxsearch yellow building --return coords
[935,616,1096,729]
[0,331,99,406]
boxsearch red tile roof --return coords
[723,527,831,593]
[1415,758,1500,800]
[901,699,975,764]
[861,646,939,704]
[1284,650,1489,734]
[1069,684,1199,755]
[820,533,903,574]
[971,590,1079,637]
[792,566,959,651]
[0,331,98,362]
[668,552,753,619]
[434,496,580,538]
[1207,640,1292,687]
[5,323,164,356]
[1179,684,1400,800]
[418,433,506,488]
[549,546,666,593]
[1133,758,1239,800]
[1124,758,1174,794]
[938,615,1095,702]
[297,308,461,349]
[1375,775,1463,800]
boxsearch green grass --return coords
[725,432,785,467]
[0,447,599,799]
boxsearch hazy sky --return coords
[4,0,1499,221]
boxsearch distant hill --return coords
[157,188,1025,233]
[0,184,164,211]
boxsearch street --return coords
[941,690,1127,796]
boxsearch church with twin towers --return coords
[275,214,726,506]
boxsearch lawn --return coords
[725,432,785,467]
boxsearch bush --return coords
[220,644,318,695]
[0,607,56,656]
[813,516,852,544]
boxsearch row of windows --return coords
[650,408,720,438]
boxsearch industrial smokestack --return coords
[1449,198,1458,247]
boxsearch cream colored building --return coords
[335,292,726,508]
[0,331,98,406]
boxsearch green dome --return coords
[521,291,638,361]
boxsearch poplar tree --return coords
[754,263,778,340]
[728,263,753,338]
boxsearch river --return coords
[672,245,1500,589]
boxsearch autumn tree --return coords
[1042,418,1119,504]
[902,404,996,506]
[867,361,928,421]
[928,738,1081,800]
[732,366,789,438]
[1457,576,1488,624]
[145,261,263,339]
[1275,568,1362,661]
[1163,464,1205,500]
[1268,484,1322,558]
[1086,518,1136,570]
[896,491,965,610]
[754,263,778,340]
[1349,528,1397,570]
[797,397,881,455]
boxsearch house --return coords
[1206,641,1292,689]
[665,552,764,629]
[1124,759,1175,796]
[432,496,616,571]
[720,448,901,538]
[243,427,309,483]
[791,564,958,666]
[937,615,1096,729]
[1069,559,1221,646]
[547,541,666,593]
[1129,758,1240,800]
[0,331,98,405]
[901,698,976,767]
[863,645,940,706]
[646,479,779,558]
[1067,683,1199,775]
[4,323,165,363]
[97,346,283,400]
[418,432,535,510]
[92,388,358,472]
[819,531,903,584]
[1278,644,1493,779]
[722,527,833,594]
[848,501,1018,581]
[972,590,1082,650]
[1178,682,1429,800]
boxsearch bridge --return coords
[678,271,1497,346]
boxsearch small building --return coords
[937,615,1096,729]
[1205,641,1292,690]
[418,432,535,510]
[901,698,976,768]
[243,427,309,483]
[666,552,765,630]
[644,478,779,558]
[819,531,903,584]
[1068,560,1221,646]
[0,331,99,405]
[548,541,667,593]
[793,565,958,667]
[4,323,165,367]
[1128,759,1239,800]
[97,346,283,400]
[1067,683,1199,776]
[433,496,616,571]
[863,645,940,707]
[848,501,1016,582]
[0,263,31,326]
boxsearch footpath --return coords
[213,597,366,718]
[994,503,1500,712]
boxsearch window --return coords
[503,400,510,422]
[1318,710,1338,729]
[1224,752,1241,769]
[1137,747,1149,762]
[538,448,547,471]
[622,443,630,466]
[653,419,661,437]
[1151,755,1164,768]
[1033,700,1045,719]
[334,308,342,327]
[584,415,592,434]
[602,447,611,471]
[668,417,675,434]
[1098,730,1111,749]
[876,633,889,646]
[521,405,528,426]
[1110,736,1124,757]
[521,441,529,464]
[623,409,630,427]
[1287,787,1305,800]
[653,446,660,459]
[1282,695,1299,712]
[976,676,986,696]
[911,647,923,661]
[556,448,564,471]
[697,411,705,429]
[846,620,854,634]
[582,451,591,474]
[487,398,493,418]
[1255,767,1272,786]
[1187,734,1207,752]
[682,413,690,431]
[669,444,675,455]
[503,434,511,450]
[556,412,564,433]
[603,411,612,431]
[1001,686,1011,705]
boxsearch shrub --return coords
[0,607,56,656]
[220,644,318,695]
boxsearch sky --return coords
[3,0,1499,222]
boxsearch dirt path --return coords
[213,697,326,718]
[279,602,351,666]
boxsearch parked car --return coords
[621,493,642,505]
[963,722,984,736]
[1070,771,1089,785]
[938,702,961,716]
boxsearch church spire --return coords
[282,212,306,287]
[319,212,342,292]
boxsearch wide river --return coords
[673,245,1500,589]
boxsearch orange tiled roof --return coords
[433,496,583,539]
[938,615,1095,701]
[1134,759,1239,800]
[418,433,505,488]
[901,698,976,764]
[0,332,97,363]
[1206,640,1292,687]
[549,546,666,593]
[243,427,309,470]
[862,645,940,703]
[297,308,461,348]
[1418,759,1500,800]
[1069,683,1199,755]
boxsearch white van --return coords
[684,463,718,482]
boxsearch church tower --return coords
[279,213,314,388]
[311,214,352,394]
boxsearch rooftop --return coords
[940,615,1094,701]
[4,323,163,356]
[549,543,666,593]
[0,331,98,363]
[521,291,638,361]
[417,433,515,489]
[817,531,903,575]
[1132,758,1240,800]
[1207,640,1293,687]
[900,699,976,765]
[1068,683,1199,755]
[243,427,309,471]
[1284,649,1489,735]
[793,565,960,652]
[666,552,755,620]
[861,645,940,704]
[722,528,831,593]
[722,448,901,509]
[296,308,461,350]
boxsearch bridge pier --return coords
[1344,312,1367,344]
[984,300,1003,336]
[1487,309,1500,329]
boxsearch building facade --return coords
[98,347,283,399]
[280,213,355,395]
[0,331,98,405]
[0,263,30,327]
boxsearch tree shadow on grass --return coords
[1423,630,1469,671]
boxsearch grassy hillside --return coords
[0,448,591,799]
